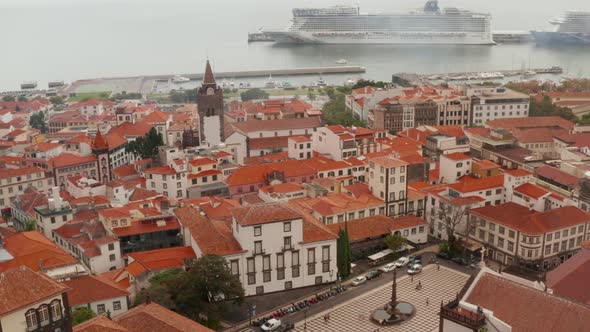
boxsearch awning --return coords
[368,249,394,261]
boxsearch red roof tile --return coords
[231,203,301,226]
[0,266,70,316]
[504,168,532,177]
[248,136,289,150]
[325,215,427,242]
[188,157,216,167]
[486,116,574,131]
[50,153,97,168]
[470,203,590,235]
[231,117,321,133]
[535,166,580,189]
[63,275,129,306]
[114,302,214,332]
[110,217,179,237]
[466,273,590,332]
[174,206,243,256]
[0,166,43,180]
[514,183,549,199]
[442,152,471,161]
[448,174,504,193]
[127,246,195,273]
[0,231,79,273]
[144,166,177,175]
[73,315,129,332]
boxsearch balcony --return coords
[252,249,266,256]
[440,300,486,330]
[281,245,294,252]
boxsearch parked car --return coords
[409,255,422,263]
[261,318,282,331]
[394,256,410,267]
[365,269,382,280]
[437,252,451,260]
[407,263,423,275]
[351,276,367,286]
[379,263,396,273]
[276,322,295,332]
[452,257,469,266]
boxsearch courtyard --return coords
[294,265,470,332]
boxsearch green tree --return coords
[352,79,390,90]
[2,95,15,102]
[126,127,164,159]
[324,86,336,100]
[307,91,316,101]
[112,91,142,100]
[72,307,96,325]
[20,220,36,232]
[384,233,406,253]
[175,255,244,328]
[49,96,64,105]
[29,111,47,133]
[240,88,269,102]
[336,223,352,279]
[17,95,28,102]
[322,94,365,127]
[134,268,184,308]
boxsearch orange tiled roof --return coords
[0,166,43,180]
[50,153,97,168]
[188,157,216,167]
[73,315,129,332]
[448,174,503,193]
[174,206,243,256]
[63,275,129,306]
[114,302,214,332]
[144,166,177,175]
[442,152,470,161]
[231,203,302,226]
[504,168,532,177]
[112,164,138,178]
[0,231,79,273]
[110,217,179,237]
[514,183,549,199]
[325,215,427,242]
[0,266,70,317]
[471,203,590,235]
[466,272,590,332]
[182,197,240,220]
[127,246,195,273]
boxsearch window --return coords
[109,254,116,262]
[508,230,515,239]
[315,276,323,285]
[546,233,553,241]
[499,226,505,235]
[256,286,264,295]
[108,243,115,251]
[479,230,485,240]
[508,241,514,252]
[284,281,292,290]
[113,301,122,311]
[95,303,106,314]
[563,229,569,237]
[50,300,62,320]
[277,254,285,280]
[545,245,551,255]
[26,309,38,329]
[247,258,256,284]
[112,220,118,227]
[488,233,495,245]
[369,209,375,216]
[322,246,331,272]
[359,210,365,218]
[555,231,561,240]
[486,190,492,196]
[263,255,271,282]
[254,226,262,237]
[254,241,263,254]
[229,259,239,276]
[400,176,405,183]
[497,237,504,248]
[419,226,425,233]
[307,248,316,275]
[489,223,495,231]
[283,222,291,232]
[284,236,292,250]
[38,305,50,325]
[177,190,182,198]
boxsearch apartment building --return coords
[144,160,188,199]
[368,97,438,132]
[175,203,337,296]
[0,166,50,207]
[468,203,590,269]
[459,84,530,125]
[367,155,409,217]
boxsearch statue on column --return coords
[479,246,486,268]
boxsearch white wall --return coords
[72,295,128,316]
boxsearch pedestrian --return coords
[426,298,429,305]
[324,314,328,323]
[437,263,440,271]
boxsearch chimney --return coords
[145,294,151,304]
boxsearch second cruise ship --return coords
[532,11,590,45]
[262,0,494,45]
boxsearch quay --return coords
[398,66,564,83]
[140,66,366,81]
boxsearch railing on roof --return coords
[440,299,486,329]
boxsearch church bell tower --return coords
[196,60,224,146]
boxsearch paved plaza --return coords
[294,265,470,332]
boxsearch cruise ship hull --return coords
[531,31,590,45]
[263,30,495,45]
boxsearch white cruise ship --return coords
[262,0,494,45]
[532,11,590,45]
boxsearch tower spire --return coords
[203,59,216,85]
